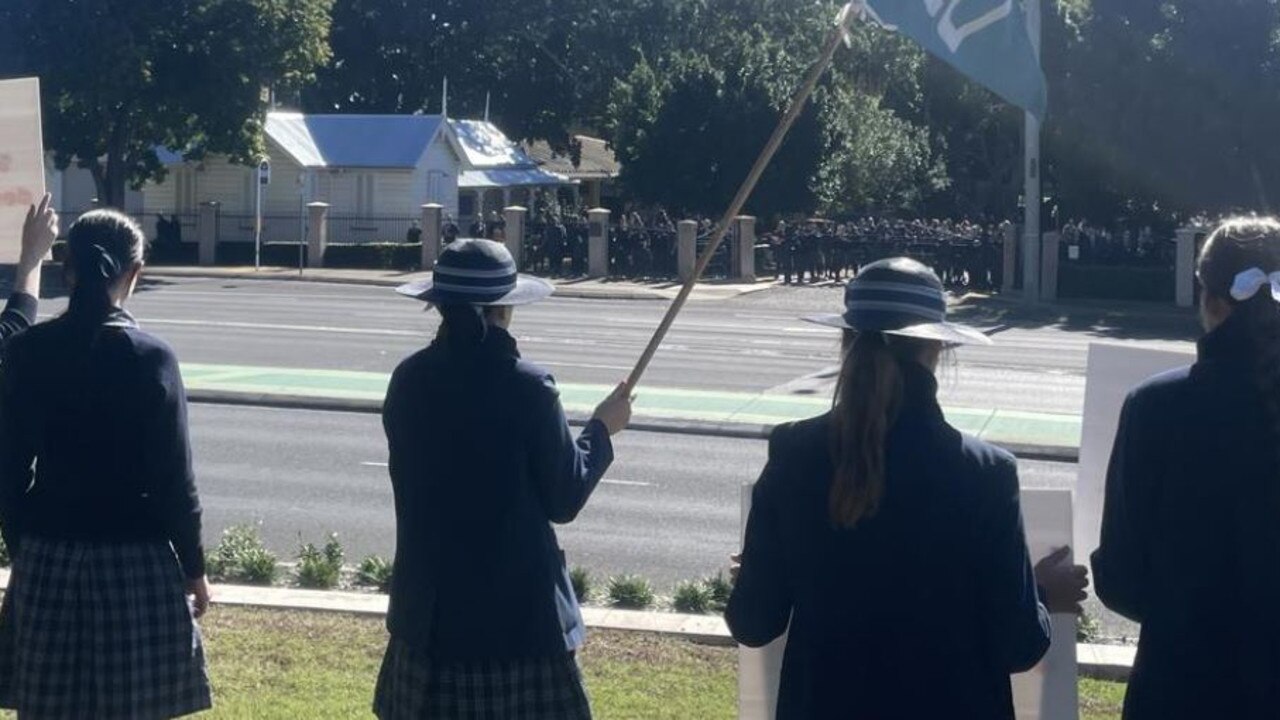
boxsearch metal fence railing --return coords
[326,214,419,245]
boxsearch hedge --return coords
[1058,264,1174,303]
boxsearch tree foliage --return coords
[1048,0,1280,222]
[604,0,943,219]
[1,0,333,207]
[10,0,1280,221]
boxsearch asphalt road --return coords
[192,404,1077,587]
[34,276,1197,416]
[194,402,1136,637]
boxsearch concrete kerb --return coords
[184,389,1080,462]
[0,571,1131,680]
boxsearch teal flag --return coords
[854,1,1047,118]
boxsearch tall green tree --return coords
[1,0,334,208]
[306,0,701,149]
[606,0,941,218]
[1048,0,1280,219]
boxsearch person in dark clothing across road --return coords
[727,258,1084,720]
[1093,217,1280,720]
[0,194,58,345]
[374,238,633,720]
[0,209,212,719]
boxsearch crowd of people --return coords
[766,217,1009,291]
[1060,220,1174,267]
[0,196,1275,719]
[449,202,1185,293]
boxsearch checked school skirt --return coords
[0,537,212,720]
[374,637,592,720]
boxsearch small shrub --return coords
[357,555,394,592]
[607,574,655,609]
[207,524,278,585]
[1077,609,1102,644]
[296,533,344,589]
[673,580,713,614]
[570,566,592,603]
[704,572,733,612]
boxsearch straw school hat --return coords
[395,238,554,306]
[803,257,992,346]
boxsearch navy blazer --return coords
[0,294,36,346]
[382,327,613,660]
[727,361,1051,720]
[1093,315,1280,719]
[0,309,205,578]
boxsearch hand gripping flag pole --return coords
[623,5,858,393]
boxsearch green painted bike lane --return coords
[182,363,1082,452]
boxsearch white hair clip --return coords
[1229,267,1280,302]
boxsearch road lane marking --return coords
[361,461,389,468]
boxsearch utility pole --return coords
[1022,0,1042,302]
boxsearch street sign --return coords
[258,159,271,186]
[0,77,46,264]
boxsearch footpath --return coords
[0,569,1135,681]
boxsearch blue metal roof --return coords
[458,168,574,189]
[265,112,446,169]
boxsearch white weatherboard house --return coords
[450,119,574,222]
[142,112,573,244]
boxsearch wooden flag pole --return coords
[623,18,852,392]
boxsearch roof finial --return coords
[441,77,449,118]
[484,91,491,123]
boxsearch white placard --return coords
[1013,488,1078,720]
[738,485,1080,720]
[1074,343,1194,564]
[0,77,45,264]
[738,482,786,720]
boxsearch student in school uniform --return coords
[727,258,1087,719]
[374,238,632,719]
[0,209,212,719]
[1093,217,1280,719]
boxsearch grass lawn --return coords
[0,606,1127,718]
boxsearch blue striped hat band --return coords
[843,263,947,331]
[431,261,518,298]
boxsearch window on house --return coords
[459,193,476,218]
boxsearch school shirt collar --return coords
[64,306,139,329]
[103,307,139,329]
[436,324,521,361]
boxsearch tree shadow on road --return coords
[949,294,1201,343]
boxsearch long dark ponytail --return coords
[829,330,936,528]
[435,303,491,348]
[64,209,145,323]
[1197,217,1280,485]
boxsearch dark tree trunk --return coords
[95,121,130,209]
[87,160,108,208]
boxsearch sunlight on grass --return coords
[0,605,1128,719]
